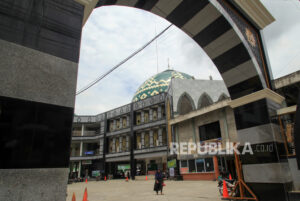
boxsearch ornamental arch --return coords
[0,1,295,201]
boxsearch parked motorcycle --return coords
[218,178,236,196]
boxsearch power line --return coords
[76,24,173,96]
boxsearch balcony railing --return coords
[70,151,81,157]
[72,130,81,136]
[72,130,101,137]
[83,131,97,136]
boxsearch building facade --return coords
[69,69,237,180]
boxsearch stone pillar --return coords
[213,156,220,179]
[0,1,84,200]
[112,138,116,153]
[99,138,103,155]
[149,108,153,121]
[141,132,145,149]
[78,161,82,179]
[141,111,145,124]
[158,128,163,146]
[126,135,130,151]
[100,121,105,134]
[79,142,83,157]
[126,116,130,128]
[158,106,162,119]
[234,97,292,200]
[150,130,154,147]
[79,125,84,178]
[119,136,123,152]
[119,117,123,129]
[81,124,84,136]
[113,119,116,130]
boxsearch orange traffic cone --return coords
[82,187,88,201]
[229,174,232,180]
[85,178,88,183]
[222,180,229,199]
[145,176,147,181]
[72,192,76,201]
[104,176,107,181]
[126,177,128,182]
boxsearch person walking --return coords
[154,169,164,195]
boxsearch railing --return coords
[83,130,97,136]
[70,151,81,157]
[72,130,100,136]
[72,130,81,136]
[135,142,167,150]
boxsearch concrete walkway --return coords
[67,179,221,201]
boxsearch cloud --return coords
[261,0,300,78]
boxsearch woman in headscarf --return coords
[154,169,164,195]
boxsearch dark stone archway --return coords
[0,1,293,201]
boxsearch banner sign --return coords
[167,159,177,168]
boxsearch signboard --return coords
[85,151,94,155]
[180,167,189,174]
[92,170,100,177]
[167,159,177,168]
[117,164,130,171]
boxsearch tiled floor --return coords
[67,179,221,201]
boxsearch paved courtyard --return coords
[67,179,221,201]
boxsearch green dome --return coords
[132,70,193,102]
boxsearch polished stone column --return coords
[158,128,163,146]
[141,132,145,149]
[150,130,154,147]
[0,0,84,200]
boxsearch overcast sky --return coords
[74,0,300,115]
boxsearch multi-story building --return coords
[69,69,237,180]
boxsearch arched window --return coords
[198,93,213,109]
[177,93,195,115]
[218,93,229,101]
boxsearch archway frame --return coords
[0,1,294,201]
